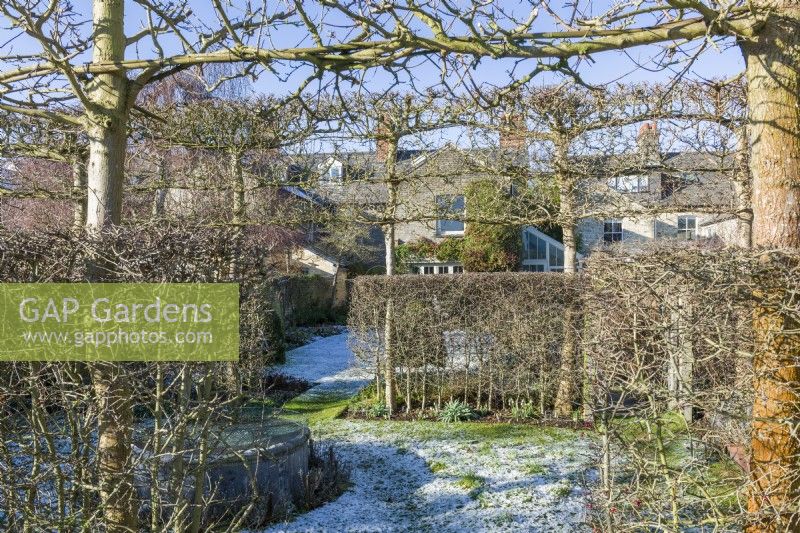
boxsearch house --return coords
[578,124,741,250]
[284,122,740,275]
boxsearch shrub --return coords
[510,400,538,420]
[303,443,351,511]
[349,272,580,414]
[438,400,476,423]
[368,402,389,419]
[275,274,339,326]
[461,180,521,272]
[435,237,464,262]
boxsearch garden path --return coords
[263,332,596,532]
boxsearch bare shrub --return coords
[586,243,797,531]
[0,224,306,531]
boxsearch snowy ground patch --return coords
[269,332,371,399]
[263,331,597,532]
[265,420,597,532]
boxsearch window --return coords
[521,227,570,273]
[677,216,697,240]
[320,159,343,182]
[452,265,464,274]
[435,195,465,235]
[437,266,449,274]
[549,244,564,268]
[608,175,648,193]
[603,219,623,242]
[524,231,547,260]
[422,266,435,275]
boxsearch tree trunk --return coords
[151,157,168,218]
[71,158,87,234]
[225,151,245,395]
[734,125,753,248]
[382,134,400,414]
[383,219,397,413]
[554,141,579,417]
[91,364,136,532]
[85,1,137,531]
[742,6,800,530]
[562,222,577,273]
[554,304,578,418]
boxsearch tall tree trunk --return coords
[382,135,399,414]
[71,157,87,234]
[554,138,580,418]
[383,187,398,414]
[562,222,577,273]
[734,125,753,248]
[554,301,579,418]
[151,157,168,219]
[225,150,245,395]
[85,1,137,531]
[742,6,800,530]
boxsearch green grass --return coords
[428,461,447,473]
[456,472,485,492]
[524,462,546,476]
[281,391,352,424]
[551,481,572,498]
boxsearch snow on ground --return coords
[269,332,372,399]
[267,420,596,533]
[264,331,597,532]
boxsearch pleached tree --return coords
[3,0,800,528]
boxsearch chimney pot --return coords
[500,113,527,150]
[637,121,660,157]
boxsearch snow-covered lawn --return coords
[267,420,596,532]
[264,331,597,532]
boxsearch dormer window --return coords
[328,162,342,180]
[320,158,343,182]
[608,175,648,193]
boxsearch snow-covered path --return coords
[264,332,596,532]
[270,332,372,400]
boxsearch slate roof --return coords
[581,150,737,212]
[284,144,736,214]
[284,144,526,206]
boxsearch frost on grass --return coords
[264,420,596,532]
[262,332,596,532]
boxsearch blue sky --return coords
[1,2,745,102]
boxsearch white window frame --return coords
[608,175,649,193]
[520,227,568,272]
[603,219,623,243]
[412,262,464,275]
[435,194,466,236]
[677,215,697,240]
[319,158,343,183]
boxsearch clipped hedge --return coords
[349,272,582,412]
[275,274,345,326]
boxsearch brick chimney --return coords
[499,112,527,150]
[637,122,660,157]
[375,116,391,163]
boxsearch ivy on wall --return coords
[395,237,464,272]
[461,180,521,272]
[394,180,522,272]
